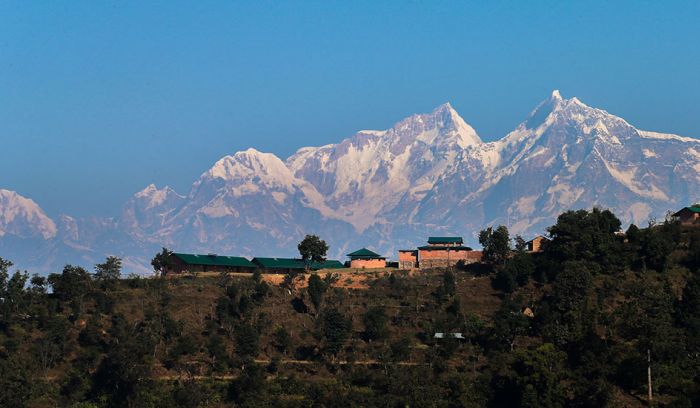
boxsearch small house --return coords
[346,248,386,269]
[672,206,700,226]
[525,235,549,252]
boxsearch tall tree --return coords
[94,256,122,287]
[0,258,29,329]
[48,265,92,318]
[321,307,352,357]
[492,295,530,351]
[538,261,596,347]
[234,323,260,361]
[151,247,174,277]
[298,235,329,266]
[479,225,511,265]
[307,273,328,315]
[546,208,623,274]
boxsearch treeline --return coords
[0,208,699,407]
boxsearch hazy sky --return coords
[2,1,699,217]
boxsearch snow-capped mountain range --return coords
[2,91,699,274]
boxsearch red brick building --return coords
[398,250,418,269]
[399,237,482,269]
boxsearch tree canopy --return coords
[298,234,329,264]
[1,207,700,406]
[479,225,511,265]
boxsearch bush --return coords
[362,306,389,342]
[321,308,352,356]
[492,268,516,293]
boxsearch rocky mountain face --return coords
[286,103,482,231]
[414,90,700,238]
[0,189,56,240]
[2,91,699,274]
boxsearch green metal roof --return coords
[427,236,463,244]
[675,206,700,215]
[251,257,345,270]
[418,245,473,251]
[173,253,255,268]
[317,260,345,269]
[346,248,385,259]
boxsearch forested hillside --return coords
[1,208,700,407]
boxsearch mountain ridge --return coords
[2,91,699,274]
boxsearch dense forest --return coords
[1,208,700,407]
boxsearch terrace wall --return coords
[349,259,386,269]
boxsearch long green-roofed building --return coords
[166,252,346,275]
[168,252,257,274]
[251,257,344,273]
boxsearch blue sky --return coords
[1,1,699,217]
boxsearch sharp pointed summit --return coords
[432,101,456,113]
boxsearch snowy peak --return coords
[134,184,184,210]
[205,148,291,181]
[204,148,296,189]
[430,102,482,147]
[120,184,186,237]
[281,103,486,231]
[510,90,632,147]
[0,189,57,239]
[523,90,584,130]
[390,102,482,148]
[431,102,462,122]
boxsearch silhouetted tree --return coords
[479,225,511,265]
[94,256,122,287]
[298,234,329,270]
[546,208,623,274]
[151,247,174,277]
[307,273,329,315]
[321,308,352,357]
[48,265,92,318]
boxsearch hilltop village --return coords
[163,235,547,276]
[162,205,700,278]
